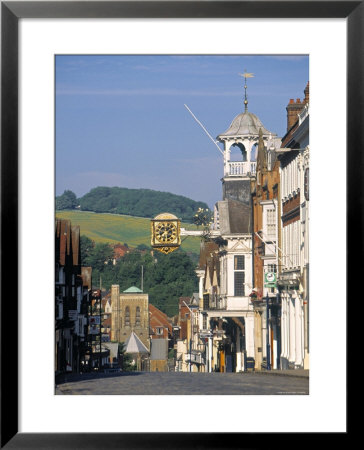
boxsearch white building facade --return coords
[278,99,309,370]
[196,89,282,372]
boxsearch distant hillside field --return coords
[55,210,201,255]
[64,186,210,222]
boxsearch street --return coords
[55,371,309,395]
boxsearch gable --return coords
[229,238,251,252]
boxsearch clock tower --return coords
[216,72,280,205]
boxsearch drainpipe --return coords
[276,291,282,370]
[266,293,271,370]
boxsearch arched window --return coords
[229,143,247,161]
[135,306,141,327]
[125,306,130,327]
[251,143,258,162]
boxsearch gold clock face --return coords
[155,222,178,243]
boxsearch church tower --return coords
[217,72,280,205]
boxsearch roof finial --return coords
[238,70,254,112]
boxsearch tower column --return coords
[224,141,231,176]
[246,139,251,163]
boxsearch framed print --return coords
[1,0,360,447]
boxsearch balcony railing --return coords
[226,161,256,177]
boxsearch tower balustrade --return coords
[226,161,256,176]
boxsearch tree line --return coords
[56,186,209,222]
[81,236,198,318]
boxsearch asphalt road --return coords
[55,371,309,395]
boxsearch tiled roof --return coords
[198,241,219,270]
[179,297,191,307]
[55,219,80,267]
[217,200,252,234]
[149,304,173,333]
[56,219,70,266]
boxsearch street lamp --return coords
[183,301,193,373]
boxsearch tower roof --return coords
[218,111,275,139]
[123,286,143,293]
[124,331,149,354]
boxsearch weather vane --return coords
[238,69,254,112]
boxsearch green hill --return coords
[56,186,210,222]
[55,210,201,255]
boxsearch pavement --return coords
[55,368,309,385]
[254,369,309,378]
[55,369,309,395]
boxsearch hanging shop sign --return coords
[264,272,277,287]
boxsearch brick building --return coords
[149,303,173,341]
[250,129,281,370]
[112,243,130,265]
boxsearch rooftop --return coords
[124,331,149,354]
[123,286,143,293]
[218,111,275,138]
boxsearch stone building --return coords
[110,285,150,351]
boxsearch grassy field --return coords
[55,210,201,255]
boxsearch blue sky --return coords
[56,55,309,208]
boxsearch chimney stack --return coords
[286,82,309,131]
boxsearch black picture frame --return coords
[1,1,358,448]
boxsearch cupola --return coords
[217,72,280,180]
